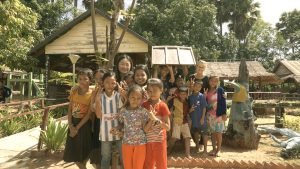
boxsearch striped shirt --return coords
[142,100,170,143]
[99,91,123,141]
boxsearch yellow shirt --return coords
[69,89,92,118]
[173,98,184,125]
[232,84,248,102]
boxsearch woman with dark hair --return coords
[114,54,133,82]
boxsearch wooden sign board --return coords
[151,46,196,65]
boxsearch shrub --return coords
[41,118,68,152]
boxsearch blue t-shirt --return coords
[188,92,207,128]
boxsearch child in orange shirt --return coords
[143,78,171,169]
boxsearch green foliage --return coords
[0,0,43,71]
[276,9,300,59]
[284,115,300,132]
[41,117,68,152]
[22,0,78,37]
[131,0,219,59]
[49,71,73,86]
[50,107,68,119]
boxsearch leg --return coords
[184,138,191,158]
[167,138,177,154]
[181,123,192,157]
[168,123,180,154]
[122,144,134,169]
[154,141,167,169]
[210,132,217,156]
[133,144,146,169]
[144,143,155,169]
[215,132,223,156]
[193,131,200,152]
[101,141,112,169]
[202,134,208,154]
[116,140,123,167]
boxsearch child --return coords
[188,80,208,153]
[63,69,93,168]
[167,86,192,158]
[206,75,227,157]
[118,85,149,169]
[94,71,124,169]
[134,64,150,101]
[154,65,175,101]
[115,54,133,82]
[123,71,134,87]
[142,78,171,169]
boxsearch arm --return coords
[143,119,154,133]
[168,65,175,83]
[75,105,92,131]
[152,65,159,78]
[182,65,189,77]
[200,107,206,125]
[159,115,171,131]
[95,90,102,118]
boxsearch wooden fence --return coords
[0,98,69,151]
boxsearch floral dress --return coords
[206,90,225,133]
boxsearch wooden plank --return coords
[166,47,179,64]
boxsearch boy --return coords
[143,78,171,169]
[188,80,208,154]
[167,86,192,158]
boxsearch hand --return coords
[189,78,195,88]
[148,105,159,121]
[200,118,204,125]
[189,104,196,113]
[203,88,208,96]
[166,95,175,102]
[69,125,78,137]
[110,128,123,137]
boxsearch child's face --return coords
[103,77,117,93]
[94,72,104,86]
[147,85,163,101]
[175,78,184,88]
[160,66,169,77]
[77,74,90,88]
[209,77,219,89]
[193,83,202,93]
[178,91,188,101]
[196,64,205,74]
[118,58,131,74]
[128,90,143,108]
[134,69,147,86]
[125,76,134,86]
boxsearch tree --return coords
[22,0,77,37]
[276,9,300,59]
[0,0,43,70]
[131,0,219,60]
[227,0,260,58]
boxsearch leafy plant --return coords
[284,115,300,132]
[41,118,68,152]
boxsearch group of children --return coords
[63,55,227,169]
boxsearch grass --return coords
[284,115,300,132]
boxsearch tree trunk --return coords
[91,0,99,55]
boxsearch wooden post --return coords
[45,55,49,98]
[21,74,25,97]
[37,107,50,151]
[7,73,12,101]
[275,105,284,128]
[28,72,33,99]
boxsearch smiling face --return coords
[78,74,91,89]
[118,58,131,74]
[193,82,202,93]
[94,71,104,86]
[196,63,206,75]
[178,91,188,101]
[134,69,148,86]
[128,90,143,109]
[103,76,117,94]
[209,76,219,89]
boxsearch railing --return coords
[0,98,69,151]
[226,92,300,100]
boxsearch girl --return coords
[134,64,150,101]
[154,65,175,101]
[118,85,149,169]
[142,78,171,169]
[94,71,124,169]
[115,54,133,82]
[63,69,93,169]
[206,75,227,157]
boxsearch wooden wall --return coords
[45,15,149,54]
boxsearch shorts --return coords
[191,124,208,135]
[172,123,191,139]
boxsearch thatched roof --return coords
[205,61,281,84]
[273,60,300,83]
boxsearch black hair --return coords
[77,68,93,81]
[134,64,150,86]
[114,54,133,82]
[93,68,107,77]
[124,84,144,108]
[147,78,164,90]
[124,71,134,80]
[175,72,184,81]
[102,71,116,82]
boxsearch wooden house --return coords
[29,9,153,72]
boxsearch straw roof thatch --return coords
[273,60,300,83]
[205,61,281,85]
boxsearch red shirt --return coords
[142,100,170,142]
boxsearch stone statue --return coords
[223,59,261,149]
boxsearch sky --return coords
[256,0,300,26]
[123,0,300,27]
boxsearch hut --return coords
[273,60,300,93]
[205,61,281,90]
[29,9,152,97]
